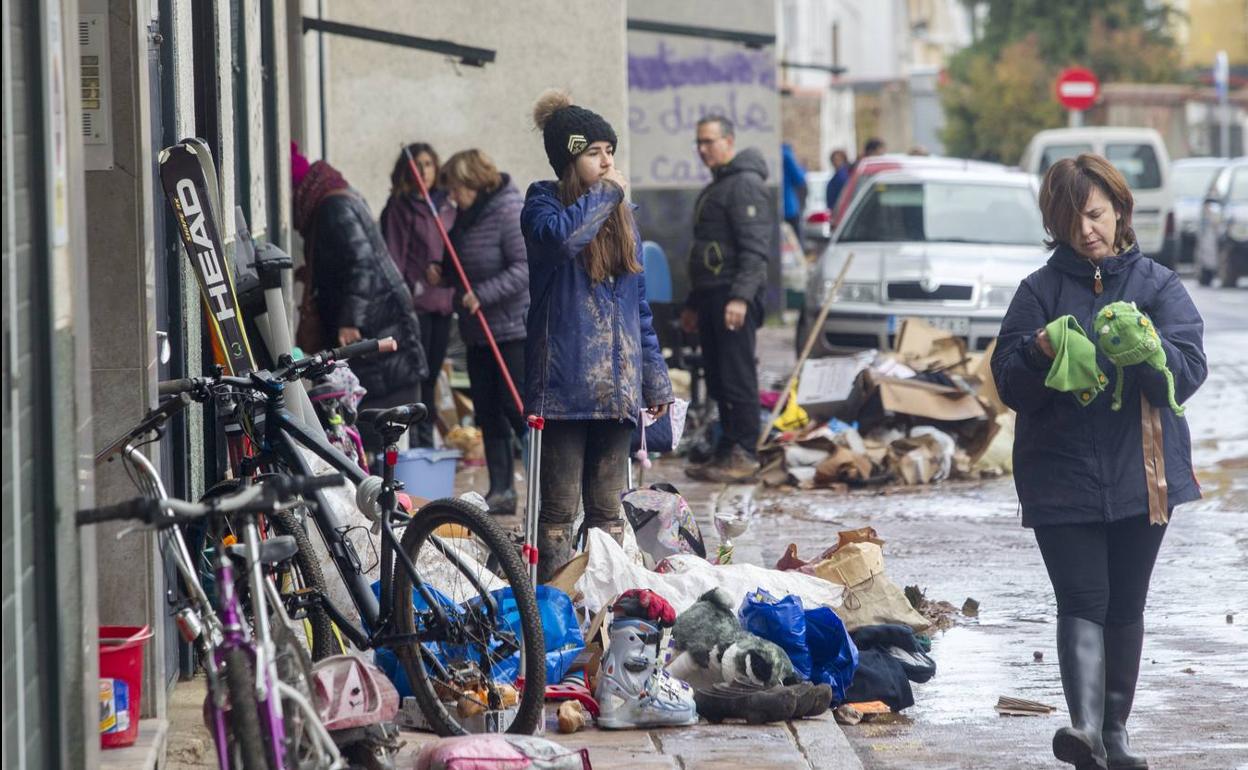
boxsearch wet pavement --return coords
[658,281,1246,770]
[164,282,1246,769]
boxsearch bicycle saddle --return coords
[360,403,428,429]
[226,534,299,566]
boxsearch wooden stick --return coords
[756,253,855,452]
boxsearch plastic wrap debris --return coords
[573,528,844,615]
[815,446,873,485]
[711,484,756,563]
[971,412,1015,476]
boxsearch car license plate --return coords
[889,315,971,336]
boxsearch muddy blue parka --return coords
[991,243,1206,527]
[520,180,673,422]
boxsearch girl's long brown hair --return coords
[558,165,641,284]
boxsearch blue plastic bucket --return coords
[393,447,461,501]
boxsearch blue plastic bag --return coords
[804,607,858,703]
[739,589,813,680]
[373,582,584,698]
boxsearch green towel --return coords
[1094,301,1184,416]
[1044,315,1109,406]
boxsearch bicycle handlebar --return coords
[76,474,345,528]
[157,338,397,399]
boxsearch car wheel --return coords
[1218,245,1240,287]
[1198,267,1214,287]
[795,307,809,358]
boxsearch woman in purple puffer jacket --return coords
[440,149,530,516]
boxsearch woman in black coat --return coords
[292,145,427,454]
[992,155,1206,770]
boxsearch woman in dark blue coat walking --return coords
[521,90,674,582]
[992,155,1206,770]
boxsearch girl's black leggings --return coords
[1033,514,1168,626]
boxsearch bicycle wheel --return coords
[392,499,545,736]
[223,647,273,770]
[271,613,336,769]
[268,507,340,661]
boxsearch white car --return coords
[799,167,1048,355]
[1019,127,1173,264]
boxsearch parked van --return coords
[1019,127,1174,264]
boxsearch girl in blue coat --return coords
[992,155,1206,770]
[521,90,674,582]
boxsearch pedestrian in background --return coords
[521,89,673,582]
[291,142,428,455]
[825,148,851,211]
[781,141,807,239]
[682,115,773,482]
[440,149,529,516]
[860,136,886,162]
[380,142,455,448]
[992,154,1206,770]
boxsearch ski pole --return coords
[401,145,524,416]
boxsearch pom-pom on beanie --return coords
[532,89,617,176]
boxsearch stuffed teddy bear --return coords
[1094,301,1184,416]
[667,588,796,690]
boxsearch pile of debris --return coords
[761,317,1015,490]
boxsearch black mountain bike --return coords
[160,339,545,735]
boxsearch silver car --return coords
[1171,157,1229,267]
[799,167,1048,355]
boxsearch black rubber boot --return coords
[1104,620,1148,770]
[482,438,516,516]
[536,522,575,584]
[693,682,798,724]
[1053,616,1109,769]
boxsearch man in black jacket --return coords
[683,115,774,481]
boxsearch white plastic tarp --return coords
[573,528,845,614]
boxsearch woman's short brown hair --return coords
[1039,154,1135,253]
[440,149,502,194]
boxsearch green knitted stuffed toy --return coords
[1094,301,1184,416]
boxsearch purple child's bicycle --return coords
[83,400,346,769]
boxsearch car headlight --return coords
[981,285,1016,308]
[1229,221,1248,241]
[826,281,879,304]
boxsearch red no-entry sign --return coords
[1055,68,1100,111]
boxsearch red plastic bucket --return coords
[98,625,153,748]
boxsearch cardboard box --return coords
[842,369,988,429]
[795,351,876,418]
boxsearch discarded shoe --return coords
[596,618,698,729]
[685,446,759,483]
[788,681,834,719]
[693,682,798,724]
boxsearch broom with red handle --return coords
[401,145,544,587]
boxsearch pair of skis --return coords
[158,138,257,377]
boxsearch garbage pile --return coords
[762,317,1015,489]
[401,483,941,764]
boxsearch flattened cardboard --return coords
[845,369,988,428]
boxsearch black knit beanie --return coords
[539,102,617,176]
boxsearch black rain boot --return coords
[536,522,575,584]
[482,438,517,516]
[1103,620,1148,770]
[1053,616,1109,769]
